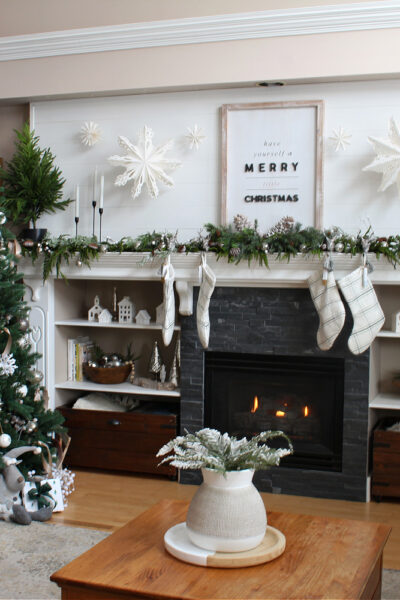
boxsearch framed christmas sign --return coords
[221,100,324,230]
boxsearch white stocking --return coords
[338,266,384,355]
[161,255,175,347]
[196,254,216,349]
[308,270,345,351]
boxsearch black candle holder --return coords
[74,216,79,238]
[92,201,97,238]
[99,207,103,243]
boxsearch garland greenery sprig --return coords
[18,215,400,282]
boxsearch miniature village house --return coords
[88,296,103,322]
[118,296,135,323]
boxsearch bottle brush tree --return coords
[0,122,71,229]
[0,200,65,477]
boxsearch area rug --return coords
[0,520,399,599]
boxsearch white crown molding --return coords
[0,1,399,62]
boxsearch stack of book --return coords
[67,337,94,381]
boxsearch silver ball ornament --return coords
[76,259,82,268]
[0,433,11,448]
[99,244,107,254]
[380,240,388,248]
[19,318,29,332]
[299,244,308,253]
[0,212,7,225]
[30,369,43,384]
[335,242,344,253]
[263,243,269,253]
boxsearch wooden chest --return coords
[57,404,177,477]
[371,417,400,500]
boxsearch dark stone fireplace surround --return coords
[179,286,370,502]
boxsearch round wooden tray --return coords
[164,522,285,568]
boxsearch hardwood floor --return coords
[51,469,400,570]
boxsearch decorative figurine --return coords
[118,296,135,324]
[135,309,151,325]
[88,295,103,322]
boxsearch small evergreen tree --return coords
[0,201,65,477]
[0,123,71,229]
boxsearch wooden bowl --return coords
[83,363,132,384]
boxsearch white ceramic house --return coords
[118,296,135,323]
[88,295,103,322]
[135,309,151,325]
[98,308,113,324]
[392,310,400,332]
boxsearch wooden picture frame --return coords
[221,100,324,230]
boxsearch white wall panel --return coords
[32,79,400,240]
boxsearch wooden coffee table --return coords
[51,499,390,600]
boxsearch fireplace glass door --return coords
[204,352,344,471]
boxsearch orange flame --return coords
[276,410,286,417]
[304,406,309,417]
[251,396,259,413]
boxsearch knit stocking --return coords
[308,270,346,351]
[196,254,216,349]
[161,255,175,347]
[338,266,384,355]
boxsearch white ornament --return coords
[363,117,400,194]
[98,308,113,324]
[329,127,352,152]
[80,121,102,147]
[186,124,206,150]
[135,309,151,325]
[0,433,11,448]
[88,295,103,322]
[15,384,28,398]
[108,126,181,199]
[0,353,17,376]
[118,296,135,324]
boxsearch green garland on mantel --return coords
[19,220,400,283]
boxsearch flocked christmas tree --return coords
[0,206,65,478]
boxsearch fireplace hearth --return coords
[204,351,344,471]
[180,287,370,501]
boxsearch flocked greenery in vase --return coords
[158,428,293,552]
[0,123,71,240]
[157,427,293,474]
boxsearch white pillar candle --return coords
[93,165,98,203]
[75,185,80,218]
[99,175,104,209]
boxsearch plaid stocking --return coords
[308,270,346,351]
[338,266,384,355]
[196,254,216,349]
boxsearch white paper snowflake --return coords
[186,124,206,150]
[329,127,352,152]
[80,122,102,147]
[108,126,181,199]
[363,117,400,193]
[0,353,17,376]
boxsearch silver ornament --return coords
[0,212,7,225]
[76,259,82,268]
[335,242,344,253]
[37,243,43,254]
[99,244,107,254]
[263,243,269,253]
[30,369,43,384]
[380,240,388,248]
[299,244,308,253]
[0,433,11,448]
[19,318,29,332]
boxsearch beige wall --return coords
[0,104,28,162]
[0,0,371,36]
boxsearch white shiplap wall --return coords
[31,79,400,241]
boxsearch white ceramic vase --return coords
[186,468,267,552]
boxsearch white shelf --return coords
[55,318,180,331]
[370,393,400,410]
[376,330,400,339]
[55,380,180,398]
